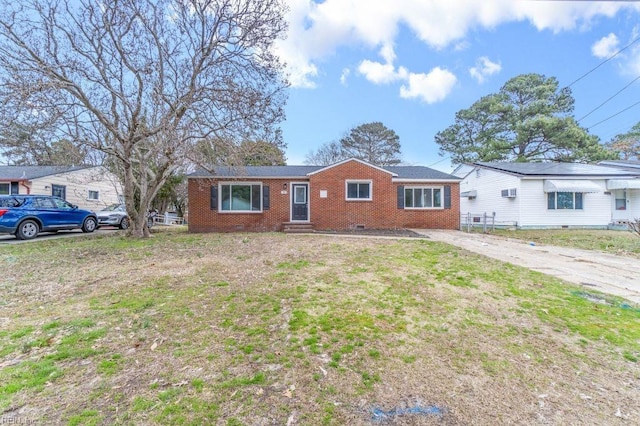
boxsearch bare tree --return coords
[0,0,288,236]
[0,124,96,165]
[304,141,346,166]
[629,218,640,237]
[305,122,403,166]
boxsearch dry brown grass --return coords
[0,230,638,425]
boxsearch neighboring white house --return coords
[454,162,640,229]
[0,165,122,210]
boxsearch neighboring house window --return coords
[346,180,372,201]
[404,187,443,209]
[52,184,66,200]
[0,183,8,195]
[220,183,262,212]
[547,192,583,210]
[615,190,626,210]
[88,190,100,201]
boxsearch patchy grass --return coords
[0,229,638,424]
[491,228,640,258]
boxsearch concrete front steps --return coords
[282,222,314,233]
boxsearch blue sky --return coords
[274,0,640,171]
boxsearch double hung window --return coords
[547,192,583,210]
[404,187,442,209]
[346,181,372,201]
[220,183,262,212]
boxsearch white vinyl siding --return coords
[26,167,122,210]
[518,179,609,227]
[459,169,521,224]
[460,168,614,228]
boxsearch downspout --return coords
[19,180,30,194]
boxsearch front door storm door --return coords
[291,184,309,221]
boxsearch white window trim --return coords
[87,189,100,201]
[404,186,445,210]
[547,191,584,210]
[218,181,263,213]
[345,180,373,201]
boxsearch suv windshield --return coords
[102,204,125,211]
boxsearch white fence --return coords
[460,212,518,233]
[153,212,185,226]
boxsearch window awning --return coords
[607,179,640,190]
[543,179,601,193]
[460,190,477,198]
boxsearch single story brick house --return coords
[188,158,461,232]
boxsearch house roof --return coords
[598,160,640,171]
[189,165,319,179]
[306,158,397,177]
[190,159,460,181]
[0,165,90,180]
[474,162,639,177]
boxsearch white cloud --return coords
[277,0,637,88]
[357,60,408,85]
[626,26,640,76]
[469,57,502,84]
[592,33,620,59]
[399,68,458,104]
[340,68,351,86]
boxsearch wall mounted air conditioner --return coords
[501,188,517,198]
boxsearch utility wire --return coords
[567,33,640,88]
[587,100,640,130]
[577,74,640,122]
[428,156,451,167]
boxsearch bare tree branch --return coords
[0,0,288,236]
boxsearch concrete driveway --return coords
[413,229,640,304]
[0,228,115,244]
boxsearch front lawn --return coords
[1,230,638,424]
[490,228,640,258]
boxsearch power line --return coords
[567,33,640,88]
[428,156,451,167]
[586,100,640,131]
[577,74,640,122]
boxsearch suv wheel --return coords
[82,217,97,233]
[119,217,130,230]
[16,220,39,240]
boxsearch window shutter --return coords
[263,185,270,210]
[210,186,218,210]
[397,185,405,209]
[444,185,451,209]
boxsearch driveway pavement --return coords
[0,228,114,244]
[413,229,640,304]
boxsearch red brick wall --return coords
[188,177,292,232]
[188,161,460,233]
[308,161,460,230]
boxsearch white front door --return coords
[612,189,629,222]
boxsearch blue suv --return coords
[0,195,98,240]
